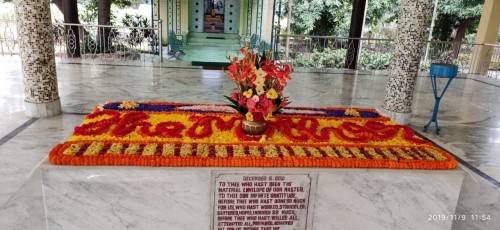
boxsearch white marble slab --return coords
[0,165,46,230]
[451,168,500,230]
[313,169,465,230]
[37,162,464,230]
[42,166,212,230]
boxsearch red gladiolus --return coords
[240,47,247,55]
[230,92,238,100]
[224,45,293,120]
[238,97,247,107]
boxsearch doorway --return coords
[204,0,225,33]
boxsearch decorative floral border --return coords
[99,101,384,119]
[48,102,457,169]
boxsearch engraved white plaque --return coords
[212,174,312,230]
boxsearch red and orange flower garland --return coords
[48,102,457,169]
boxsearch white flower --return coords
[256,86,265,95]
[255,75,265,87]
[97,102,108,111]
[255,68,267,79]
[251,95,260,102]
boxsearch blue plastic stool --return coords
[423,63,458,134]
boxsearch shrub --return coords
[121,14,151,46]
[293,54,316,67]
[292,48,391,70]
[490,61,500,70]
[358,52,391,70]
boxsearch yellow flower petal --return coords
[245,112,254,121]
[266,88,278,99]
[265,113,273,120]
[243,89,253,98]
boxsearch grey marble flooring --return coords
[0,57,498,229]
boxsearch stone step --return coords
[185,45,239,49]
[188,32,241,40]
[186,42,241,49]
[187,38,240,45]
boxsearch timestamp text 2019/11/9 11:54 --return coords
[428,214,491,221]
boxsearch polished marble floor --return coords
[0,56,499,229]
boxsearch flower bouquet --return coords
[224,46,292,135]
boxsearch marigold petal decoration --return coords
[119,101,139,110]
[48,102,457,169]
[345,108,360,117]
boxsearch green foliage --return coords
[280,0,482,43]
[281,0,352,36]
[293,48,391,70]
[364,0,399,32]
[358,52,391,70]
[80,0,99,24]
[112,0,138,8]
[490,61,500,70]
[439,0,483,19]
[80,0,138,24]
[122,14,151,46]
[280,0,400,37]
[314,48,346,68]
[293,54,316,68]
[433,14,456,41]
[122,13,149,28]
[223,95,248,115]
[433,0,483,41]
[293,48,345,68]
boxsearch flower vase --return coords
[242,119,267,135]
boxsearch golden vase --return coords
[241,119,267,135]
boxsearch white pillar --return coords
[14,0,62,117]
[382,0,432,125]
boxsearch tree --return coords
[52,0,81,57]
[364,0,399,36]
[82,0,140,25]
[51,0,139,54]
[433,0,483,57]
[79,0,136,52]
[98,0,112,27]
[97,0,112,52]
[282,0,400,37]
[280,0,400,68]
[281,0,352,36]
